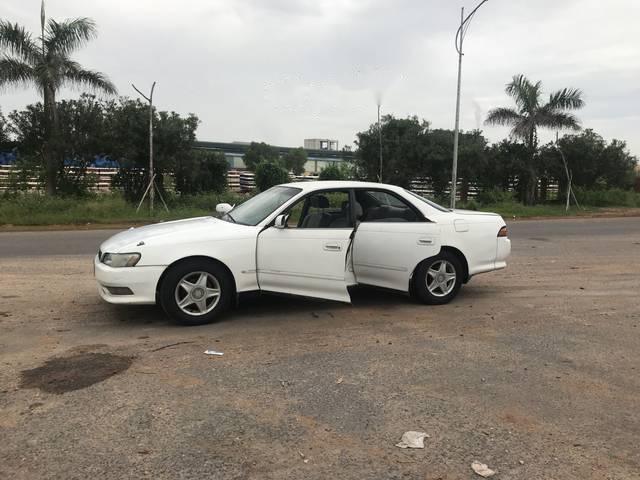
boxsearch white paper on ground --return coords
[395,431,429,449]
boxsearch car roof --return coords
[278,180,406,193]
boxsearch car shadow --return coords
[107,304,172,327]
[105,285,481,328]
[236,286,414,316]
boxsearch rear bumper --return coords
[94,255,165,305]
[495,237,511,269]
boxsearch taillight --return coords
[497,226,508,237]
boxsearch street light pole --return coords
[450,0,489,209]
[378,102,383,182]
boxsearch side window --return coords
[355,190,420,223]
[285,190,352,228]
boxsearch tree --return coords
[0,108,9,148]
[0,4,116,195]
[456,130,488,201]
[254,161,289,191]
[283,147,307,175]
[318,163,344,180]
[546,130,637,193]
[7,95,108,195]
[482,140,528,196]
[355,115,430,188]
[485,74,584,204]
[243,142,279,171]
[175,150,228,195]
[109,98,200,201]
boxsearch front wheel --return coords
[413,252,463,305]
[159,259,233,325]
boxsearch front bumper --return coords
[94,255,165,305]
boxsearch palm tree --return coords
[485,74,584,205]
[0,2,116,194]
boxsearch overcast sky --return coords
[1,0,639,155]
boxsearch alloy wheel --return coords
[174,271,221,316]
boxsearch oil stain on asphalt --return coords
[20,352,133,394]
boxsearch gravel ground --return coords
[0,218,639,479]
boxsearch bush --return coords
[254,162,289,191]
[457,199,479,211]
[573,187,640,207]
[170,191,246,211]
[3,155,44,194]
[56,167,98,197]
[476,188,515,205]
[175,150,228,195]
[318,163,345,180]
[111,167,149,203]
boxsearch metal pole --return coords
[450,0,489,209]
[378,103,383,183]
[451,6,464,209]
[132,82,156,212]
[148,82,155,211]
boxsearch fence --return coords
[0,164,561,200]
[0,165,118,192]
[409,177,560,201]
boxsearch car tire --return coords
[159,259,234,326]
[413,251,463,305]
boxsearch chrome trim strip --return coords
[257,269,344,281]
[353,262,407,272]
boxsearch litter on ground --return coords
[204,350,224,356]
[471,461,496,477]
[395,431,429,449]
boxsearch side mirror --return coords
[274,214,290,229]
[216,203,234,214]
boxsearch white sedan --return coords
[95,181,510,325]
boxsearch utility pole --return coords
[133,82,168,212]
[450,0,489,209]
[378,102,383,182]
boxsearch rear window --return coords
[404,190,450,212]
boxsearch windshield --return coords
[223,186,301,226]
[404,190,450,212]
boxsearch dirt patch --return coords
[20,352,133,394]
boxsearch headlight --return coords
[101,252,141,268]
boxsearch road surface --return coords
[1,216,639,258]
[0,217,639,479]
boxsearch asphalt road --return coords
[1,216,639,258]
[1,217,639,479]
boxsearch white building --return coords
[304,138,339,151]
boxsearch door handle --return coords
[323,243,342,252]
[417,238,434,245]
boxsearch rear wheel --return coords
[413,251,463,305]
[160,259,233,325]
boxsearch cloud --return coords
[1,0,638,154]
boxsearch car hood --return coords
[99,216,252,253]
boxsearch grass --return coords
[0,192,244,227]
[478,202,601,218]
[1,191,638,228]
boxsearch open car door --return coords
[351,188,441,292]
[256,189,354,302]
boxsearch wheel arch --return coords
[409,245,470,295]
[155,255,237,302]
[440,246,470,283]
